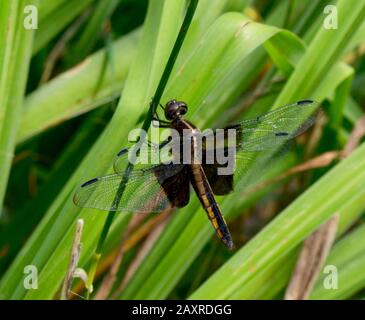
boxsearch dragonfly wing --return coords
[205,99,319,151]
[73,163,188,212]
[236,99,319,151]
[202,100,319,194]
[113,138,176,174]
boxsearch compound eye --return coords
[179,104,188,115]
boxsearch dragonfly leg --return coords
[146,136,172,149]
[146,139,159,149]
[152,115,170,128]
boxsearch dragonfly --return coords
[74,99,319,249]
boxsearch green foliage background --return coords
[0,0,364,299]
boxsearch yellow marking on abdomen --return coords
[216,229,223,239]
[200,194,210,207]
[211,217,219,230]
[206,206,215,219]
[190,163,232,247]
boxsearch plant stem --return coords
[85,0,199,299]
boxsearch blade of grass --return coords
[311,224,365,299]
[38,0,67,19]
[19,0,247,144]
[120,14,306,298]
[0,0,38,213]
[189,0,365,299]
[124,0,364,298]
[18,29,140,144]
[1,0,360,300]
[284,215,339,300]
[85,0,199,298]
[190,142,365,299]
[230,177,365,299]
[120,8,356,298]
[275,0,365,106]
[0,107,111,272]
[33,0,94,55]
[0,0,188,300]
[0,0,249,299]
[71,0,119,64]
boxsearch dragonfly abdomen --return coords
[190,164,234,249]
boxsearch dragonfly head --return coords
[164,100,188,120]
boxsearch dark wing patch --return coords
[202,163,233,195]
[81,178,98,187]
[298,99,314,105]
[155,165,190,207]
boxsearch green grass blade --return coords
[38,0,67,19]
[0,107,111,272]
[1,0,364,301]
[119,15,310,299]
[228,187,365,299]
[190,143,365,299]
[0,0,187,300]
[71,0,119,63]
[120,4,359,298]
[18,29,140,144]
[0,0,38,211]
[33,0,94,55]
[275,0,365,106]
[311,224,365,299]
